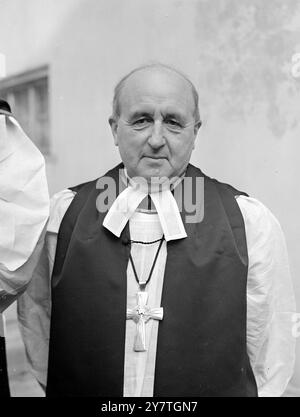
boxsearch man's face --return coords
[110,69,200,182]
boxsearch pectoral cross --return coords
[126,291,163,352]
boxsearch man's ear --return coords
[109,117,119,146]
[192,120,202,149]
[194,120,202,136]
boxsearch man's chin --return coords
[135,159,171,180]
[136,169,171,183]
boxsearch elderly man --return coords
[13,64,296,397]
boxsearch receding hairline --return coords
[111,63,200,122]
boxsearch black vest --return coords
[46,164,257,397]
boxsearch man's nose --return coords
[148,121,165,149]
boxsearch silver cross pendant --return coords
[126,291,164,352]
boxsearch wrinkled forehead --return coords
[118,69,196,118]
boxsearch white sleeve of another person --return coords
[17,189,75,389]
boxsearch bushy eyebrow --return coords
[128,110,187,123]
[163,112,186,123]
[129,111,153,120]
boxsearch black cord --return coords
[129,236,165,289]
[130,237,163,245]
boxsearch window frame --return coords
[0,65,50,155]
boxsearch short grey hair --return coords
[111,63,201,123]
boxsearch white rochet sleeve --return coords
[0,113,49,272]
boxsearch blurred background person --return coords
[0,99,49,396]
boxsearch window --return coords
[0,66,50,154]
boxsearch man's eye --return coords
[133,118,151,126]
[165,119,182,129]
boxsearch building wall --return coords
[0,0,299,395]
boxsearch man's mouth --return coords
[143,156,167,160]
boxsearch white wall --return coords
[0,0,299,395]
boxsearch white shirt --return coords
[6,188,295,397]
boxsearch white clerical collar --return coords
[102,169,187,242]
